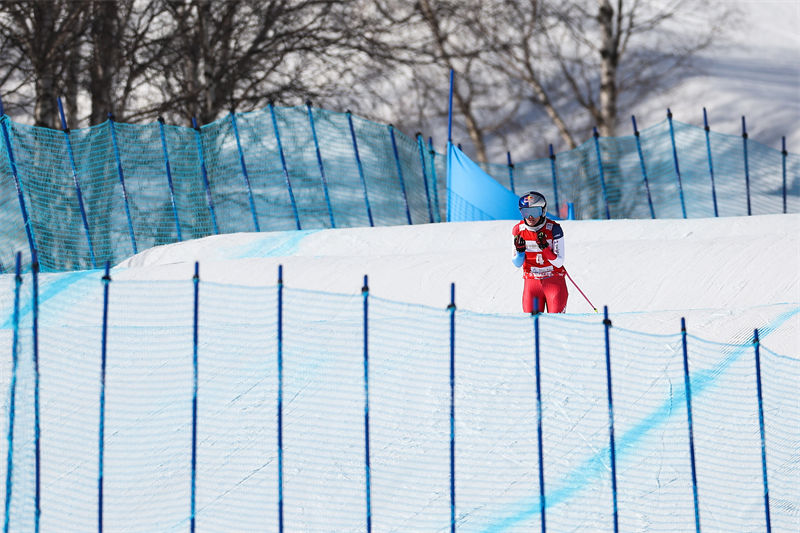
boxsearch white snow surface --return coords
[118,214,800,350]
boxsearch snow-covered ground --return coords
[1,214,798,531]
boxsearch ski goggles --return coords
[520,206,544,219]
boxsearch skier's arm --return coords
[546,236,565,268]
[512,232,526,267]
[538,225,565,268]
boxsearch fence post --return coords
[666,109,688,218]
[631,116,656,219]
[190,262,199,533]
[268,102,301,231]
[781,137,787,214]
[107,113,138,254]
[548,145,560,214]
[58,97,96,268]
[742,117,752,215]
[448,69,454,143]
[416,133,434,223]
[277,265,285,532]
[32,259,40,528]
[3,253,22,533]
[602,306,619,533]
[702,109,719,217]
[592,128,611,220]
[362,276,372,532]
[447,283,456,533]
[752,329,772,533]
[98,262,111,533]
[0,98,38,264]
[157,117,183,242]
[533,309,546,532]
[306,101,336,228]
[428,138,441,223]
[388,125,412,225]
[507,151,516,194]
[191,117,219,235]
[347,110,374,227]
[680,318,701,533]
[229,110,260,232]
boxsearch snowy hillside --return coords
[1,214,797,531]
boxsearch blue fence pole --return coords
[681,318,701,533]
[416,133,434,223]
[448,69,454,143]
[306,101,336,228]
[602,306,619,533]
[108,114,138,254]
[752,329,772,533]
[57,97,96,268]
[388,125,412,225]
[548,145,561,213]
[229,110,260,232]
[592,128,611,220]
[32,259,40,531]
[268,102,301,231]
[157,117,183,242]
[533,310,546,532]
[447,283,456,533]
[666,109,688,218]
[742,116,752,215]
[347,110,374,227]
[98,262,111,533]
[702,109,719,217]
[507,151,515,194]
[631,116,656,219]
[428,138,441,223]
[190,262,199,533]
[277,265,284,533]
[0,98,38,263]
[3,253,22,533]
[362,276,372,532]
[781,137,787,214]
[191,117,219,235]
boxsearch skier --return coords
[511,191,568,313]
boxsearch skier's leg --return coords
[543,275,569,313]
[522,278,546,313]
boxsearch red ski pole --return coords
[564,269,598,313]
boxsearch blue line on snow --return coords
[484,304,800,532]
[1,270,96,329]
[233,230,318,259]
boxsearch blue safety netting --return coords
[0,271,797,531]
[0,106,797,273]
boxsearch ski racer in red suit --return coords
[512,191,568,313]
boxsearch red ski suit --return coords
[512,219,568,313]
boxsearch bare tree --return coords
[0,0,89,128]
[133,0,366,125]
[478,0,730,150]
[352,0,521,164]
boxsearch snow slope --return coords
[1,214,797,531]
[117,214,800,348]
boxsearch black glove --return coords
[536,231,549,249]
[514,234,526,252]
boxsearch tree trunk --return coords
[90,0,118,125]
[32,4,59,128]
[597,0,619,138]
